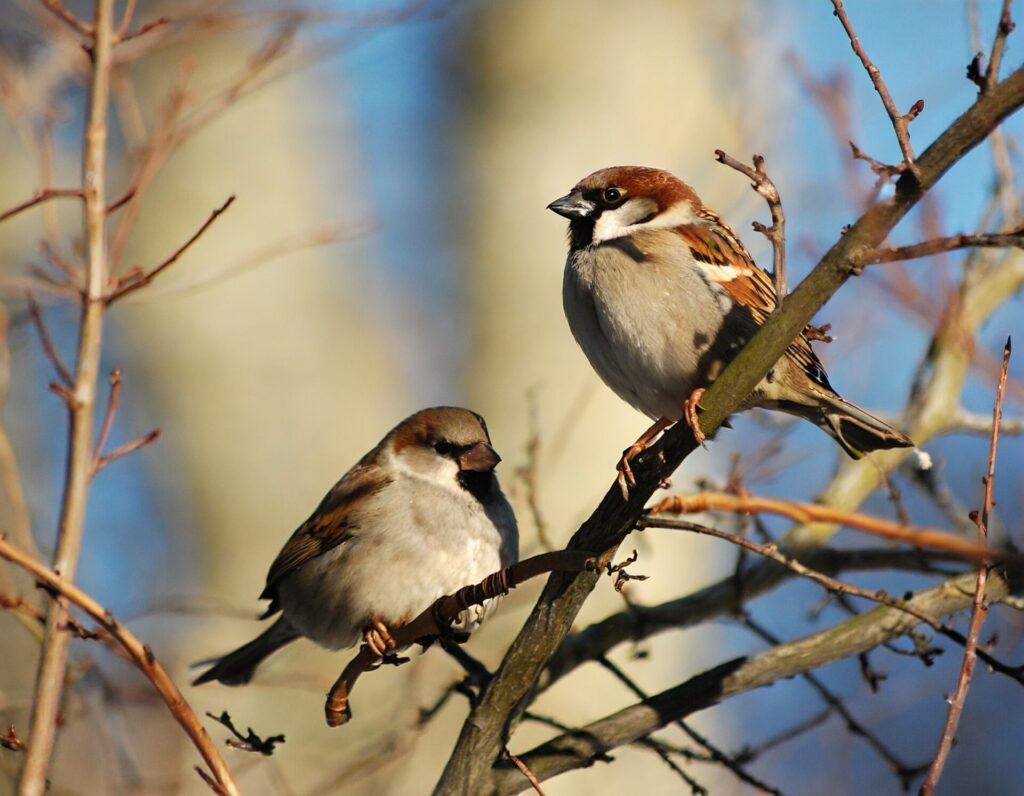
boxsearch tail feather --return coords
[191,617,299,686]
[773,392,914,459]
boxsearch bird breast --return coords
[563,233,731,421]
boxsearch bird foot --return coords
[683,388,707,448]
[363,617,398,659]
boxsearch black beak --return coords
[458,442,501,473]
[547,191,596,220]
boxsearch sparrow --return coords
[192,406,519,686]
[548,166,913,490]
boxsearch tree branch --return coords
[714,150,787,297]
[493,568,1015,794]
[0,536,241,795]
[647,492,1002,562]
[436,61,1024,794]
[0,188,83,225]
[21,2,115,789]
[858,230,1024,267]
[921,338,1011,794]
[831,0,923,180]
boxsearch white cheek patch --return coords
[592,197,699,243]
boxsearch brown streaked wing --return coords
[259,459,392,607]
[676,219,833,389]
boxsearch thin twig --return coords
[0,536,241,794]
[647,492,1001,562]
[93,429,161,474]
[984,0,1015,94]
[831,0,923,180]
[638,517,1023,686]
[504,748,546,796]
[921,338,1011,795]
[206,711,285,756]
[737,613,929,790]
[38,0,94,37]
[114,0,136,39]
[106,195,236,302]
[714,150,787,297]
[25,292,73,388]
[858,230,1024,267]
[598,656,782,795]
[91,368,121,473]
[0,188,83,225]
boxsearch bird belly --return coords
[564,248,724,420]
[275,483,511,649]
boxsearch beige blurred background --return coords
[0,1,801,794]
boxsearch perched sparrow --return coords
[548,166,913,488]
[193,407,519,686]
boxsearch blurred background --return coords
[0,0,1022,793]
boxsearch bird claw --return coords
[683,388,707,448]
[363,618,397,659]
[616,445,643,500]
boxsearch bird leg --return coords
[683,387,707,448]
[617,416,673,498]
[363,617,397,659]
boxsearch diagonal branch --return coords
[831,0,924,180]
[921,338,1011,795]
[0,188,84,225]
[106,195,236,302]
[435,62,1024,795]
[858,230,1024,267]
[0,535,240,795]
[647,492,1003,562]
[492,568,1016,795]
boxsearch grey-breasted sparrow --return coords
[193,407,519,685]
[549,166,912,488]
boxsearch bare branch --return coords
[948,408,1024,436]
[985,0,1016,94]
[831,0,923,180]
[91,368,121,472]
[858,230,1024,267]
[922,338,1011,795]
[647,492,1002,562]
[38,0,93,37]
[714,150,787,297]
[324,550,597,727]
[106,195,236,302]
[25,292,73,387]
[0,536,241,794]
[93,429,161,474]
[0,188,83,225]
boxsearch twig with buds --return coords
[714,150,787,298]
[831,0,924,181]
[324,550,597,727]
[856,229,1024,270]
[921,338,1011,795]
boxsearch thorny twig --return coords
[921,338,1011,795]
[206,711,285,756]
[714,150,787,298]
[831,0,924,181]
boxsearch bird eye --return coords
[602,187,622,204]
[433,440,454,456]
